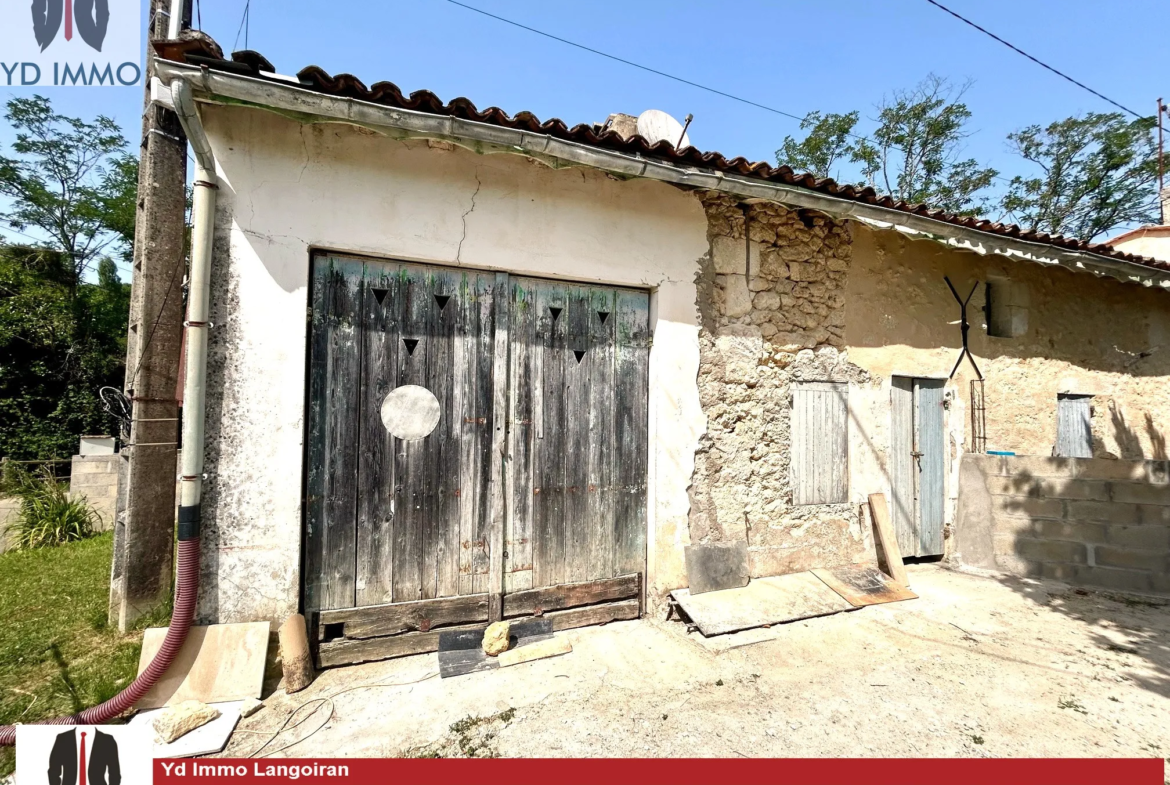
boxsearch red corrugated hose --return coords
[0,538,200,745]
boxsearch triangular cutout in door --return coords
[371,287,389,305]
[403,338,419,356]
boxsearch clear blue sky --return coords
[2,0,1167,264]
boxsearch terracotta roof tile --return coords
[157,40,1168,274]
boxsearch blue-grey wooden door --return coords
[890,377,946,558]
[914,379,946,557]
[1055,395,1093,458]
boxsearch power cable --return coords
[922,0,1143,119]
[443,0,1015,187]
[232,0,251,52]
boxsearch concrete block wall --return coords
[0,497,17,554]
[69,455,121,532]
[953,454,1170,595]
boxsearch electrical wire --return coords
[443,0,1017,187]
[233,0,251,52]
[922,0,1143,119]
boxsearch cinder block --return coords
[1000,456,1077,479]
[1138,505,1170,526]
[1065,501,1141,525]
[1034,520,1107,544]
[991,515,1037,538]
[1110,482,1170,506]
[991,496,1063,520]
[1150,573,1170,595]
[1041,563,1077,582]
[993,553,1035,576]
[1094,546,1167,572]
[1146,461,1170,486]
[1106,525,1170,551]
[1073,458,1148,482]
[1038,480,1110,502]
[1015,537,1087,565]
[1073,566,1154,593]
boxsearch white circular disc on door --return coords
[380,385,441,441]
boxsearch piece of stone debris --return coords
[482,621,511,656]
[498,636,572,667]
[152,700,221,744]
[240,697,264,718]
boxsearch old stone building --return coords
[148,37,1170,666]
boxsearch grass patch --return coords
[0,533,167,777]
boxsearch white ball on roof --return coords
[636,109,691,149]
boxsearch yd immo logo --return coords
[2,0,139,86]
[33,0,111,53]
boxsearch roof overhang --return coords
[155,60,1170,290]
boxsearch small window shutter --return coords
[1055,394,1093,458]
[791,382,849,505]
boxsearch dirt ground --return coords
[220,564,1170,772]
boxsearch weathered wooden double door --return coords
[304,254,649,664]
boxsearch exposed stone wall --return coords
[688,193,875,577]
[954,454,1170,595]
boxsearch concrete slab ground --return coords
[219,565,1170,768]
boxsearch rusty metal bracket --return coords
[944,276,983,381]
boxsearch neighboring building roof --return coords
[155,39,1168,274]
[1108,225,1170,246]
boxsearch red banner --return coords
[154,756,1164,785]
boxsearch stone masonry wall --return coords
[954,454,1170,594]
[688,193,876,577]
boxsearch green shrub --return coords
[4,466,97,549]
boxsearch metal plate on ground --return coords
[437,617,555,678]
[135,622,269,709]
[670,572,853,637]
[812,564,918,607]
[684,542,749,595]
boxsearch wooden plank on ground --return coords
[670,572,852,637]
[318,594,490,640]
[488,272,510,620]
[868,492,910,586]
[812,564,918,607]
[498,636,572,667]
[503,573,640,618]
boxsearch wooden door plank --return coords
[319,593,490,639]
[431,268,461,599]
[915,379,946,557]
[487,272,510,620]
[613,289,650,578]
[355,260,401,607]
[533,282,568,589]
[503,573,640,617]
[586,287,617,582]
[506,279,536,592]
[456,273,484,596]
[304,256,362,611]
[563,286,592,584]
[391,268,431,603]
[867,492,910,586]
[470,274,495,594]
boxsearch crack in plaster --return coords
[455,169,482,264]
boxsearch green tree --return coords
[0,95,136,281]
[1001,113,1159,241]
[0,246,129,460]
[775,111,864,181]
[776,75,998,216]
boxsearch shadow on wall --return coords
[1108,403,1168,461]
[954,453,1170,699]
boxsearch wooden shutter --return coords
[1056,394,1093,458]
[791,382,849,505]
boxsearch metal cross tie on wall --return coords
[944,276,983,381]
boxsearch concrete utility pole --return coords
[110,0,191,631]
